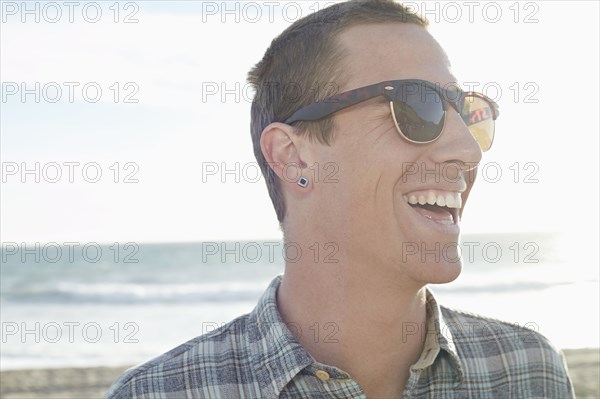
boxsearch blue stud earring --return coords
[297,177,309,188]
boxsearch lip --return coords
[403,187,466,196]
[404,199,461,235]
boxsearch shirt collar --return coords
[412,288,465,385]
[248,275,314,398]
[247,275,465,396]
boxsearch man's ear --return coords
[260,122,311,193]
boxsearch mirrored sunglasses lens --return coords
[392,83,444,142]
[462,96,495,151]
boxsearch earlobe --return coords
[260,122,312,193]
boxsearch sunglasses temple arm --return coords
[283,82,387,124]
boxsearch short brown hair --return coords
[247,0,427,226]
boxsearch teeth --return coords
[427,192,436,205]
[436,195,445,207]
[403,190,462,209]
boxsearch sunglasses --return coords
[282,79,499,152]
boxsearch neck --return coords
[276,243,428,398]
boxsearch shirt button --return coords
[315,370,330,382]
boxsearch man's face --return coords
[312,23,482,286]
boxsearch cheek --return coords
[378,131,425,169]
[318,123,425,209]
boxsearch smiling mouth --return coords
[403,190,461,225]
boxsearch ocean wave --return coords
[3,281,268,304]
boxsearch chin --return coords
[381,259,463,288]
[390,232,463,280]
[399,246,464,286]
[425,260,463,285]
[430,242,463,283]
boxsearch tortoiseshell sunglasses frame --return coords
[282,79,499,149]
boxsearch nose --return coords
[430,107,483,171]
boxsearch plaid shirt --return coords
[105,275,574,398]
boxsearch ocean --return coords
[1,232,598,370]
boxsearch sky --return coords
[1,0,599,246]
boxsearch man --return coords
[106,1,574,397]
